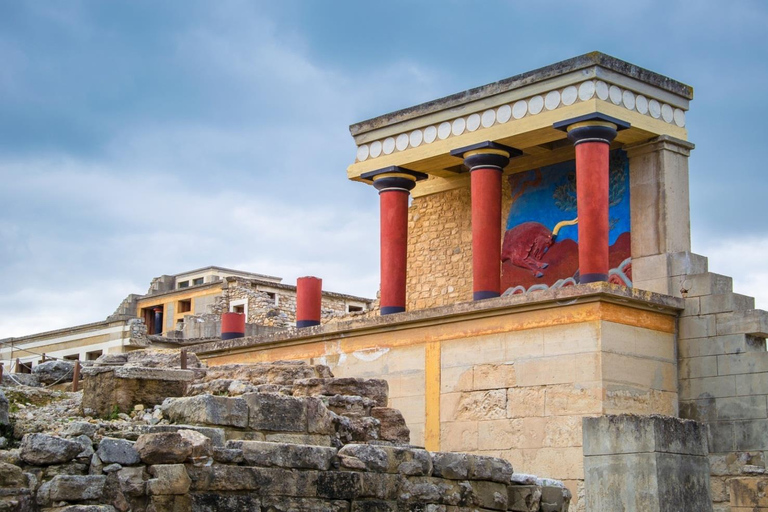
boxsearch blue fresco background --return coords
[506,149,630,245]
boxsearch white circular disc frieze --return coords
[609,85,622,105]
[356,144,369,162]
[481,109,496,128]
[648,99,661,119]
[512,100,527,119]
[528,95,544,115]
[622,90,636,111]
[545,90,561,110]
[437,122,451,140]
[382,137,395,155]
[636,95,649,115]
[409,130,423,147]
[370,140,383,158]
[452,117,466,136]
[595,81,609,101]
[661,104,674,123]
[673,108,686,127]
[395,133,409,151]
[497,104,512,124]
[579,81,596,101]
[467,113,481,132]
[562,85,578,105]
[424,125,437,143]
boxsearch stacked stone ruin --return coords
[0,352,571,511]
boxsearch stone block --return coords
[716,396,768,421]
[142,424,226,447]
[227,440,335,470]
[38,474,106,502]
[20,433,82,466]
[521,447,584,481]
[161,394,248,428]
[679,397,717,423]
[478,418,527,451]
[679,315,717,339]
[541,322,599,357]
[668,252,709,277]
[507,387,546,418]
[473,363,516,390]
[544,384,603,416]
[190,493,261,511]
[701,293,755,315]
[439,421,478,452]
[601,321,675,361]
[351,500,398,512]
[634,277,675,296]
[601,353,677,392]
[264,433,332,446]
[148,464,191,495]
[501,329,545,360]
[680,375,736,400]
[736,372,768,396]
[96,438,141,465]
[681,297,701,317]
[717,310,768,337]
[717,352,768,376]
[339,444,431,476]
[708,422,736,453]
[262,497,349,512]
[683,273,733,297]
[516,352,600,387]
[583,415,708,457]
[734,420,768,451]
[455,389,507,421]
[632,254,672,281]
[679,356,718,379]
[81,368,188,417]
[440,365,473,394]
[603,386,678,416]
[316,470,362,500]
[117,466,147,497]
[134,432,193,465]
[729,477,768,508]
[293,378,389,407]
[371,407,410,444]
[442,335,505,368]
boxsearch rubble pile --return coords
[0,350,570,511]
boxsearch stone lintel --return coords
[82,366,198,382]
[190,283,684,359]
[625,134,696,158]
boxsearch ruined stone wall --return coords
[406,178,512,310]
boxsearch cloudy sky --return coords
[1,1,767,337]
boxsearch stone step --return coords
[682,272,734,297]
[716,309,768,337]
[700,293,756,315]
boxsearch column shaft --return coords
[575,141,610,283]
[471,168,503,299]
[380,189,409,314]
[296,276,322,327]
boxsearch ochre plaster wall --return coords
[406,177,512,310]
[198,295,678,512]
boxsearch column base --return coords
[222,332,246,340]
[381,306,406,315]
[579,273,608,284]
[473,291,500,301]
[296,320,321,328]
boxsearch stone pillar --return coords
[554,114,629,283]
[451,142,521,300]
[361,166,427,315]
[152,307,163,335]
[583,415,713,512]
[625,135,695,260]
[296,276,322,327]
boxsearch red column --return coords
[575,141,610,283]
[471,167,503,300]
[451,142,520,300]
[362,167,426,315]
[296,276,322,327]
[221,312,245,339]
[554,114,628,284]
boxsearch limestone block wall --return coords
[195,285,682,512]
[406,177,513,310]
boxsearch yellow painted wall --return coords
[136,286,223,333]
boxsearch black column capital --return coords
[361,166,428,193]
[451,141,522,171]
[553,113,630,146]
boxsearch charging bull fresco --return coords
[501,149,631,294]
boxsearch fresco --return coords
[501,149,631,294]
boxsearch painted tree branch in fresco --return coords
[553,152,627,213]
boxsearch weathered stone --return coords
[243,393,308,432]
[61,421,99,439]
[50,506,117,511]
[117,466,147,497]
[293,378,389,407]
[43,461,88,480]
[467,454,514,484]
[212,447,243,464]
[32,360,75,385]
[264,433,332,446]
[178,429,212,459]
[0,390,9,426]
[161,394,248,428]
[147,464,191,495]
[431,452,469,480]
[307,397,335,435]
[72,435,94,459]
[508,485,543,512]
[2,373,41,387]
[134,433,192,465]
[203,362,327,386]
[316,470,363,500]
[81,369,188,417]
[337,416,381,443]
[94,348,204,369]
[20,433,82,465]
[371,407,410,444]
[0,462,27,488]
[96,438,140,466]
[227,440,336,470]
[339,444,432,476]
[326,394,375,417]
[37,474,106,503]
[190,493,261,511]
[148,494,191,511]
[142,424,226,447]
[260,496,349,512]
[351,500,398,512]
[398,476,463,506]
